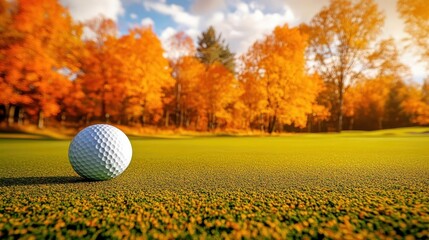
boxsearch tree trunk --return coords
[176,82,181,127]
[337,82,344,132]
[86,114,91,125]
[378,117,383,130]
[18,107,24,126]
[185,115,190,128]
[268,115,277,134]
[141,114,145,126]
[165,109,169,127]
[38,110,44,129]
[179,109,183,128]
[141,103,146,126]
[60,113,65,126]
[213,115,217,130]
[349,117,354,130]
[101,90,106,122]
[7,105,15,126]
[207,113,212,131]
[307,115,312,133]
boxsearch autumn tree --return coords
[201,63,239,130]
[397,0,429,65]
[307,0,384,131]
[382,81,409,128]
[197,26,235,73]
[166,32,196,127]
[402,83,429,125]
[0,0,23,125]
[118,27,173,126]
[195,26,238,130]
[76,17,120,123]
[240,24,323,133]
[343,39,412,129]
[368,39,411,129]
[171,56,205,128]
[2,0,82,128]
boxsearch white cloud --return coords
[194,1,296,55]
[61,0,124,22]
[147,1,295,56]
[141,17,154,27]
[130,13,138,20]
[143,2,200,28]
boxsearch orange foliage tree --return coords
[200,63,240,130]
[2,0,82,128]
[76,17,120,123]
[118,27,173,126]
[171,56,205,129]
[194,26,239,131]
[343,39,412,129]
[402,83,429,125]
[0,0,24,125]
[240,24,323,133]
[166,32,197,127]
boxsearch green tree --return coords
[197,26,235,73]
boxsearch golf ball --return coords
[68,124,132,180]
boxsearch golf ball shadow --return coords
[68,124,132,181]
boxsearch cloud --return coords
[141,17,154,27]
[146,1,295,56]
[202,2,296,54]
[61,0,124,22]
[130,13,138,20]
[143,2,200,28]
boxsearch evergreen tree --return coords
[197,26,235,73]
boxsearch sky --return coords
[59,0,427,83]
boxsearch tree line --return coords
[0,0,428,133]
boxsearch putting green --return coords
[1,129,428,238]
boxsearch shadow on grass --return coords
[0,176,93,187]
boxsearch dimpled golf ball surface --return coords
[68,124,132,180]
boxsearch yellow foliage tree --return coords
[307,0,384,131]
[119,27,173,125]
[240,24,323,133]
[173,56,205,128]
[397,0,429,64]
[200,62,240,130]
[343,39,412,129]
[402,83,429,125]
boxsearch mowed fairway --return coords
[1,130,429,239]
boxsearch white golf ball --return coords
[68,124,132,180]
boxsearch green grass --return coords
[1,129,428,239]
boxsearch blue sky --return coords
[60,0,427,83]
[118,1,175,36]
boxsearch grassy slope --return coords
[0,132,428,239]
